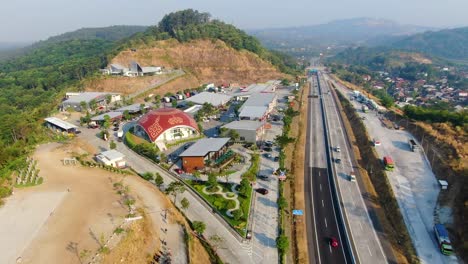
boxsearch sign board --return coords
[292,210,304,216]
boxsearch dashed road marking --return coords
[320,184,322,191]
[322,200,324,207]
[324,217,328,228]
[367,245,373,256]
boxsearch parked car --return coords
[256,188,269,195]
[274,156,279,162]
[373,139,381,146]
[174,168,184,174]
[349,173,356,182]
[330,237,339,248]
[264,153,272,158]
[257,174,270,181]
[335,146,341,152]
[263,147,273,152]
[335,158,342,164]
[113,127,119,131]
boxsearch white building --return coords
[95,150,126,168]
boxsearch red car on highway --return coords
[330,237,339,248]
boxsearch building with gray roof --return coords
[237,92,277,121]
[222,120,264,143]
[61,92,121,112]
[179,138,230,173]
[91,111,123,122]
[186,92,231,107]
[44,117,78,134]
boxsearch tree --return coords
[238,178,250,197]
[276,235,289,253]
[181,197,190,211]
[89,99,97,111]
[109,140,116,150]
[280,78,290,86]
[141,172,154,181]
[227,129,240,141]
[165,181,186,203]
[192,221,206,236]
[232,209,242,221]
[192,170,201,178]
[105,94,112,104]
[155,173,164,187]
[277,196,288,210]
[102,115,111,129]
[207,173,218,189]
[123,110,131,120]
[80,101,87,111]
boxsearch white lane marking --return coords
[324,217,328,228]
[359,222,363,230]
[329,245,332,253]
[367,245,373,256]
[320,184,322,191]
[322,200,324,207]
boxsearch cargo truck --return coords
[383,156,394,171]
[408,139,418,152]
[434,224,453,255]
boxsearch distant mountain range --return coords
[248,17,433,53]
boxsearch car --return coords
[257,174,270,181]
[264,153,273,158]
[335,146,341,152]
[373,139,381,146]
[265,140,274,146]
[330,237,339,248]
[335,158,342,164]
[349,173,356,182]
[263,147,273,152]
[246,230,252,240]
[256,188,269,195]
[113,127,119,131]
[273,156,279,162]
[174,168,184,174]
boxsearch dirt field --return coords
[83,75,171,95]
[13,143,129,264]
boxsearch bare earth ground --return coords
[18,143,129,264]
[83,75,171,95]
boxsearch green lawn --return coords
[187,180,252,237]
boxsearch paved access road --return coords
[305,75,347,264]
[318,72,388,263]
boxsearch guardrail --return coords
[317,73,357,264]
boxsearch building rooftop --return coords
[222,120,263,131]
[91,111,123,121]
[115,103,151,113]
[179,138,230,157]
[242,93,276,108]
[186,92,232,107]
[97,149,125,161]
[64,92,113,104]
[233,81,279,96]
[44,117,78,130]
[239,106,268,119]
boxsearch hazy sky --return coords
[2,0,468,42]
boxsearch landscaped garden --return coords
[187,178,252,236]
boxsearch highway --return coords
[304,74,349,264]
[318,71,389,263]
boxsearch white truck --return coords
[117,131,124,142]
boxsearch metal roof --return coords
[179,138,230,157]
[91,111,122,121]
[222,120,263,131]
[239,106,268,119]
[186,92,231,107]
[63,92,112,104]
[115,103,150,113]
[242,93,276,107]
[142,66,161,73]
[44,117,78,130]
[97,149,125,161]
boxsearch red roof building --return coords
[135,108,199,143]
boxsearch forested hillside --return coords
[115,9,300,74]
[389,27,468,61]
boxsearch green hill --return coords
[389,27,468,61]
